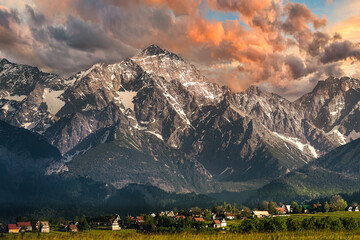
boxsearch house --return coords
[302,205,312,213]
[7,224,20,233]
[355,206,359,212]
[224,213,235,220]
[37,221,50,233]
[212,220,221,228]
[220,219,227,228]
[131,216,144,229]
[166,211,175,217]
[175,215,186,221]
[275,207,286,215]
[348,206,353,211]
[285,205,291,213]
[211,214,217,220]
[110,215,121,231]
[194,217,205,222]
[17,221,32,232]
[252,211,271,218]
[67,224,78,232]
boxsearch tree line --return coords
[232,216,359,233]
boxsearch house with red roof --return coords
[212,219,221,228]
[7,224,20,233]
[224,212,235,220]
[194,217,205,222]
[175,215,186,220]
[17,221,32,231]
[67,224,78,232]
[275,207,286,215]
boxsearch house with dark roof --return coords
[301,205,312,213]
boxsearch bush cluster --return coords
[233,216,359,233]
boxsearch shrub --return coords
[316,216,332,230]
[301,217,317,230]
[341,217,358,231]
[286,218,301,231]
[330,218,343,231]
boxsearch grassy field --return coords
[3,212,360,239]
[290,211,360,219]
[2,230,360,240]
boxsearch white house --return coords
[252,211,271,218]
[110,215,121,231]
[220,219,227,228]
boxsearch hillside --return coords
[251,138,360,204]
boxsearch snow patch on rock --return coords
[273,132,318,158]
[328,127,347,145]
[145,130,164,141]
[114,90,137,111]
[42,88,65,114]
[347,130,360,142]
[3,94,27,101]
[1,102,15,112]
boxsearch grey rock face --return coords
[1,45,359,193]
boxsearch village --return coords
[0,195,357,234]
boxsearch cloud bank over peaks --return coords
[0,0,359,100]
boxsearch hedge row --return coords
[233,217,359,233]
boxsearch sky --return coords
[0,0,359,100]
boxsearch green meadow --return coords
[2,230,360,240]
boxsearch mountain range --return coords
[1,44,360,214]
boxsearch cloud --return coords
[25,4,46,26]
[320,40,360,63]
[282,2,327,33]
[285,55,306,79]
[0,6,20,29]
[207,0,273,20]
[0,0,359,100]
[329,15,360,43]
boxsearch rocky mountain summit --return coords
[1,44,360,194]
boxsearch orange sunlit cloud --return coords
[329,15,360,43]
[0,0,359,99]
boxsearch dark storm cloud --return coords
[25,4,45,26]
[306,32,331,57]
[48,16,117,52]
[285,55,306,79]
[0,7,20,29]
[320,40,360,63]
